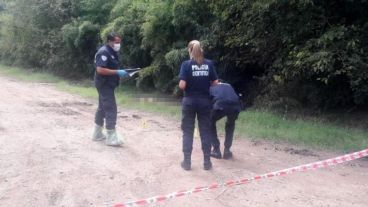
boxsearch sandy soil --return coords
[0,75,367,207]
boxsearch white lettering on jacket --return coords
[192,64,209,77]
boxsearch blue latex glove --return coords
[117,69,128,77]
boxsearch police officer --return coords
[209,82,242,159]
[92,32,128,146]
[179,40,219,171]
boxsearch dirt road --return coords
[0,75,367,207]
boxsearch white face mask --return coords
[113,43,121,52]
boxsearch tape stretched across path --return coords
[113,148,368,207]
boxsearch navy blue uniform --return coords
[94,45,120,130]
[179,59,218,158]
[210,83,241,150]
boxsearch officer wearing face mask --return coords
[92,32,128,146]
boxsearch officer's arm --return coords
[211,79,219,86]
[179,80,186,90]
[178,62,187,90]
[96,67,120,76]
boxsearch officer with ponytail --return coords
[179,40,219,170]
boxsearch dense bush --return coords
[0,0,367,109]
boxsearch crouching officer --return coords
[210,82,242,159]
[179,40,218,171]
[92,32,128,146]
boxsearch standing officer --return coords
[209,82,242,159]
[92,32,128,146]
[179,40,218,171]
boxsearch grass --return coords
[1,64,367,152]
[0,64,182,118]
[0,65,62,83]
[235,110,368,151]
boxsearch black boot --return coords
[181,153,191,171]
[223,148,233,160]
[210,147,222,159]
[203,156,212,170]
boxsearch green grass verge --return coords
[235,110,368,151]
[1,64,367,152]
[0,64,182,118]
[0,65,62,83]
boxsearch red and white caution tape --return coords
[113,148,368,207]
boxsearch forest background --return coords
[0,0,367,111]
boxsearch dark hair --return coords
[107,32,121,42]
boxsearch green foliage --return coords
[165,48,188,75]
[107,0,151,68]
[62,20,99,53]
[136,65,155,90]
[78,0,117,25]
[141,0,174,55]
[1,0,368,109]
[211,0,368,108]
[281,24,368,107]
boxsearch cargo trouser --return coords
[94,86,117,130]
[211,109,239,150]
[181,97,212,157]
